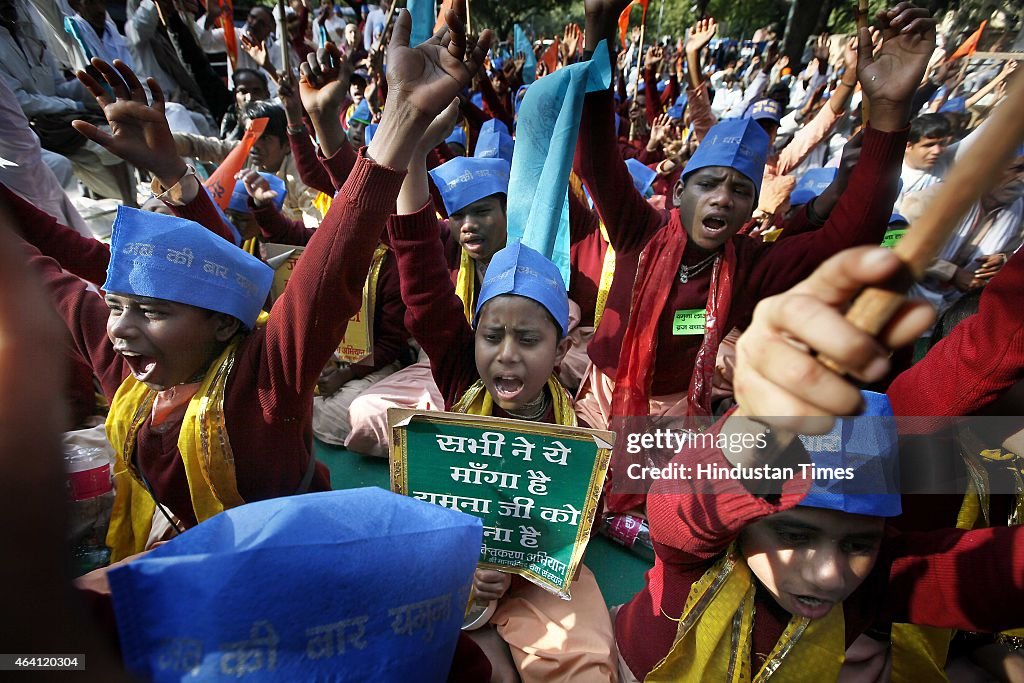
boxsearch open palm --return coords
[858,2,935,106]
[386,8,492,118]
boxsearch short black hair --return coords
[909,114,953,144]
[244,100,287,144]
[233,68,269,92]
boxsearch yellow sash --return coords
[647,549,845,683]
[567,171,616,330]
[337,243,389,364]
[451,377,577,428]
[104,335,249,562]
[455,249,477,325]
[312,191,333,219]
[891,444,1024,679]
[242,236,259,256]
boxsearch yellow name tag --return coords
[673,309,706,335]
[881,228,907,249]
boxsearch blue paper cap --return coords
[789,167,837,207]
[514,85,530,116]
[798,391,902,517]
[625,158,658,197]
[105,207,273,329]
[746,98,783,125]
[474,127,515,164]
[481,118,510,137]
[348,98,371,125]
[471,91,484,109]
[428,157,510,215]
[108,489,482,682]
[683,118,770,198]
[939,96,967,113]
[445,125,467,149]
[229,172,287,214]
[889,212,908,226]
[364,123,379,144]
[667,92,688,119]
[475,241,569,337]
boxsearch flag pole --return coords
[277,0,290,81]
[856,0,869,122]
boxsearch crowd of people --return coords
[2,0,1024,680]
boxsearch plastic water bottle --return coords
[65,446,114,575]
[599,513,655,561]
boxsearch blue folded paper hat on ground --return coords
[474,127,515,164]
[364,123,379,144]
[745,97,783,125]
[105,207,273,329]
[108,489,482,683]
[683,117,770,200]
[348,99,372,125]
[625,158,658,197]
[939,96,967,114]
[789,167,837,207]
[798,391,902,517]
[428,157,510,216]
[228,172,287,214]
[475,241,569,337]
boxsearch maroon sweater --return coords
[617,408,1024,679]
[577,88,904,396]
[28,153,405,527]
[251,201,408,372]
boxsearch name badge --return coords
[673,309,706,336]
[881,228,907,250]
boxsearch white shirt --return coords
[195,17,283,94]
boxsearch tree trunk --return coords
[814,0,834,35]
[782,0,823,65]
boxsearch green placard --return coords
[673,308,707,335]
[881,228,907,249]
[389,409,613,599]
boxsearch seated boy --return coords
[384,104,616,682]
[614,246,1024,680]
[343,153,513,457]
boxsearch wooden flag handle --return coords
[825,73,1024,362]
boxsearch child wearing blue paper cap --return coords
[385,99,617,680]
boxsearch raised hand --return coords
[841,35,858,78]
[685,17,718,55]
[384,5,492,120]
[563,23,582,58]
[813,33,831,66]
[72,58,186,187]
[734,247,934,433]
[647,112,673,150]
[645,45,664,71]
[237,169,279,208]
[240,33,272,72]
[299,43,352,156]
[858,1,936,130]
[277,74,304,125]
[513,51,526,74]
[418,98,461,155]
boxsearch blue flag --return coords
[505,41,611,288]
[109,489,482,682]
[407,0,434,48]
[514,24,537,85]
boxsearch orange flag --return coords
[949,21,987,61]
[541,38,560,73]
[434,0,456,33]
[618,0,650,48]
[204,118,268,209]
[218,0,238,70]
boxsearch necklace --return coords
[506,389,550,421]
[679,252,719,283]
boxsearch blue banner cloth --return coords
[109,488,482,682]
[514,25,537,85]
[505,41,611,288]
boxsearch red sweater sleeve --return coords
[252,201,316,245]
[166,182,238,246]
[387,199,479,409]
[318,140,359,192]
[882,525,1024,632]
[576,88,665,253]
[744,127,907,299]
[888,248,1024,417]
[644,67,661,124]
[26,247,127,400]
[255,151,405,418]
[1,184,110,286]
[288,128,335,196]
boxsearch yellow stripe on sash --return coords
[338,243,389,363]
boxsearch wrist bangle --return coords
[151,165,197,207]
[287,123,307,135]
